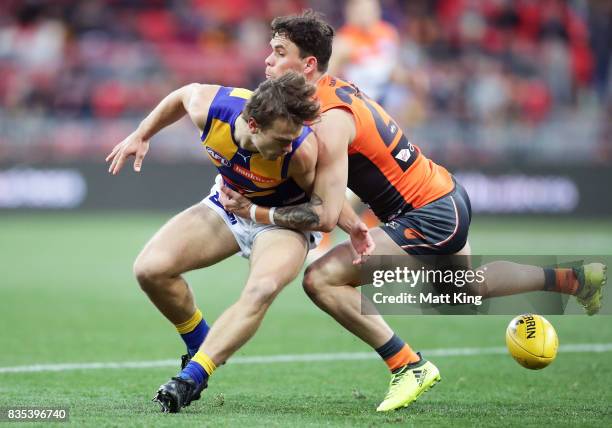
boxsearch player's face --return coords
[265,35,308,79]
[250,118,302,160]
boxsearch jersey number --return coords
[335,85,417,172]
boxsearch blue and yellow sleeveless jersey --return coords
[200,86,312,207]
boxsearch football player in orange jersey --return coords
[220,11,607,412]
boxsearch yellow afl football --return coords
[505,314,558,369]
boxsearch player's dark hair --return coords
[243,72,320,130]
[271,10,335,72]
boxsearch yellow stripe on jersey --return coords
[203,119,238,166]
[229,88,252,99]
[248,155,285,189]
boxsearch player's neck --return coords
[234,116,258,152]
[308,70,326,86]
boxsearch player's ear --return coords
[247,117,259,134]
[304,56,318,74]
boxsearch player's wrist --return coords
[135,118,160,141]
[133,127,150,143]
[249,204,257,222]
[249,204,275,225]
[339,217,360,234]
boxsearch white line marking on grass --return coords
[1,343,611,374]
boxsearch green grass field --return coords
[1,214,611,427]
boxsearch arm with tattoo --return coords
[273,194,323,230]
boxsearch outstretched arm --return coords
[106,84,218,175]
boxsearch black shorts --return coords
[380,179,472,255]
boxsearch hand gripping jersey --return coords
[201,86,312,207]
[316,75,454,222]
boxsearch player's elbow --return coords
[317,212,339,233]
[317,221,335,233]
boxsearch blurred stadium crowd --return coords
[0,0,610,165]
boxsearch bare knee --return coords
[240,278,284,313]
[133,250,176,293]
[303,262,331,302]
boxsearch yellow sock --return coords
[174,308,209,356]
[192,351,217,377]
[174,308,203,334]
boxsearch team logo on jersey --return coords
[206,146,231,167]
[234,151,250,162]
[232,164,277,184]
[404,227,427,240]
[395,148,412,163]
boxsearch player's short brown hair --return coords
[271,10,335,72]
[243,72,320,130]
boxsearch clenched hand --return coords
[219,184,252,219]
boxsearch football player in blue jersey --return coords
[106,72,371,413]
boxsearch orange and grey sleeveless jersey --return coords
[315,75,454,222]
[201,86,312,207]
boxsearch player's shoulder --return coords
[320,107,355,128]
[185,84,222,115]
[184,84,223,132]
[193,84,252,106]
[315,77,359,132]
[205,85,252,122]
[206,85,253,104]
[224,87,253,100]
[308,108,356,151]
[195,85,251,135]
[315,75,352,105]
[189,83,222,100]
